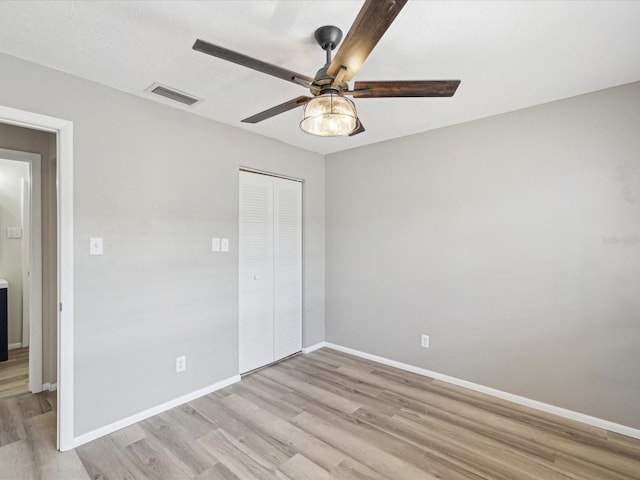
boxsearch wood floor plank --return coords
[124,437,193,480]
[0,347,29,399]
[0,396,26,447]
[293,410,440,480]
[0,439,37,480]
[190,394,295,467]
[554,453,639,480]
[279,453,333,480]
[317,348,438,386]
[283,355,379,395]
[108,422,147,448]
[198,428,280,480]
[18,391,53,419]
[77,434,149,480]
[258,366,363,414]
[281,386,486,479]
[194,462,242,480]
[329,457,390,480]
[24,410,90,480]
[221,393,349,472]
[387,408,574,480]
[350,366,640,478]
[379,387,559,462]
[276,357,401,417]
[139,411,218,476]
[233,375,303,420]
[426,377,613,448]
[164,403,220,440]
[607,430,640,460]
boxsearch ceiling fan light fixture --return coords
[300,92,357,137]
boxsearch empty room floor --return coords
[1,348,639,479]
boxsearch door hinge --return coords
[59,302,63,312]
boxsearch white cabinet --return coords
[239,171,302,374]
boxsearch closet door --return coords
[273,178,302,361]
[239,171,302,374]
[239,172,274,373]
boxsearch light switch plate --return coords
[212,237,221,252]
[221,238,229,252]
[6,227,22,239]
[176,355,186,373]
[89,237,103,255]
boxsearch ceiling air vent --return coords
[146,83,201,106]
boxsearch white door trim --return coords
[0,105,74,452]
[21,178,31,349]
[0,148,42,393]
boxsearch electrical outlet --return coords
[421,334,430,349]
[176,355,186,373]
[89,237,103,255]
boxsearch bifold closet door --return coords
[273,177,302,361]
[239,171,302,374]
[239,172,275,373]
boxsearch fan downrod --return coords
[312,26,347,92]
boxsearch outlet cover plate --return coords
[421,334,430,348]
[89,237,103,255]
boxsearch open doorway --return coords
[0,147,45,399]
[0,105,74,451]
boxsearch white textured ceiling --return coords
[0,1,639,155]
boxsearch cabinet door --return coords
[239,172,274,373]
[273,178,302,361]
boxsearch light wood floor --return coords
[2,348,640,479]
[0,346,29,399]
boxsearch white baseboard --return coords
[8,342,22,350]
[324,342,640,441]
[42,383,57,392]
[302,341,327,354]
[72,374,241,448]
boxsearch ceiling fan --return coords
[193,0,460,137]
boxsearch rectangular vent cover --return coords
[147,83,200,106]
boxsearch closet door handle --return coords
[253,274,260,280]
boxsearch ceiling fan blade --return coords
[349,120,366,136]
[327,0,408,81]
[242,96,310,124]
[353,80,461,98]
[193,39,313,86]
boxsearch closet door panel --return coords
[273,177,302,361]
[239,172,275,373]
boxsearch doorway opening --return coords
[0,105,74,451]
[0,148,44,399]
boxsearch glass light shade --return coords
[300,93,357,137]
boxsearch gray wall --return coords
[0,52,325,436]
[326,82,640,429]
[0,123,57,385]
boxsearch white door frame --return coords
[21,178,32,349]
[0,105,74,452]
[0,149,42,392]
